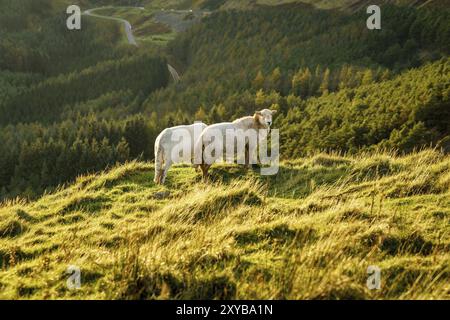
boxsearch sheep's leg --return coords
[154,168,159,184]
[200,164,211,182]
[155,166,164,185]
[154,148,164,185]
[247,143,258,171]
[244,144,251,170]
[161,159,172,185]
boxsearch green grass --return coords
[0,149,449,299]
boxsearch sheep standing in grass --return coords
[154,122,207,185]
[194,109,277,180]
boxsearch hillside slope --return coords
[0,150,449,299]
[144,0,450,10]
[278,59,450,156]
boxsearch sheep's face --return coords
[255,109,277,129]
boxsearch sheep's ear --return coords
[271,109,278,114]
[255,111,262,115]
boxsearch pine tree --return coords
[253,70,265,90]
[361,70,374,86]
[267,67,282,92]
[195,106,208,121]
[319,68,330,95]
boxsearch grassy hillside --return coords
[0,1,448,300]
[0,149,448,299]
[136,0,450,10]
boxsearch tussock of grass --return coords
[0,219,27,238]
[309,153,352,168]
[162,181,264,224]
[0,150,448,299]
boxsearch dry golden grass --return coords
[0,149,448,299]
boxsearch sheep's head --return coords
[254,109,277,129]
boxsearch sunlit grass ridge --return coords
[0,149,448,299]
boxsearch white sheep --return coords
[154,122,207,185]
[194,109,277,180]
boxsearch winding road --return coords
[83,7,181,82]
[83,8,139,46]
